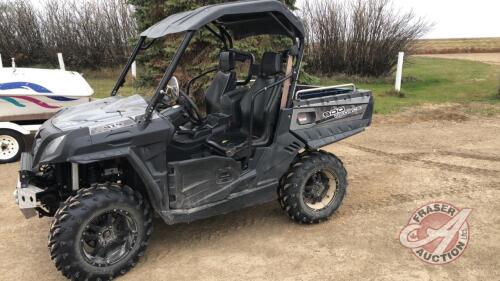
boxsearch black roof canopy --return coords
[140,0,305,40]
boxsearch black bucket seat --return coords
[205,51,237,115]
[207,52,284,157]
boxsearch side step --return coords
[159,181,278,224]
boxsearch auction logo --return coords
[399,202,472,264]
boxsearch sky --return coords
[295,0,500,39]
[29,0,500,39]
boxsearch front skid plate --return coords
[15,184,44,218]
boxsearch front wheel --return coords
[48,184,153,281]
[278,151,347,224]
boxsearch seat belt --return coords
[280,55,294,109]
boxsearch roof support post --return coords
[111,36,146,96]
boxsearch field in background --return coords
[84,57,500,115]
[317,57,500,114]
[413,37,500,54]
[416,53,500,66]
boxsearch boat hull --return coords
[0,95,91,122]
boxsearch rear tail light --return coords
[297,112,315,125]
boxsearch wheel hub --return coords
[101,228,115,242]
[80,210,138,267]
[310,182,326,202]
[0,135,19,160]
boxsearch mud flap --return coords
[289,87,373,149]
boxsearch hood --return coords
[51,95,148,131]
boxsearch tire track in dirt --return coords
[344,143,500,177]
[439,151,500,162]
[342,181,500,216]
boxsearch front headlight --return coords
[39,135,66,162]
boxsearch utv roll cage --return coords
[110,0,306,123]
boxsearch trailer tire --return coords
[48,183,153,281]
[278,150,347,224]
[0,129,24,164]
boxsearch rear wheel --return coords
[0,129,24,163]
[278,151,347,224]
[48,184,152,281]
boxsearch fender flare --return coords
[68,148,165,212]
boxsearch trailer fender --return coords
[0,122,40,135]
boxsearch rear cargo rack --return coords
[295,84,357,100]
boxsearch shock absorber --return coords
[87,164,101,186]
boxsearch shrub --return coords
[0,0,45,65]
[301,0,430,77]
[0,0,136,68]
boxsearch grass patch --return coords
[80,68,154,99]
[319,57,500,114]
[383,89,406,98]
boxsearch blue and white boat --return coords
[0,67,93,163]
[0,67,93,122]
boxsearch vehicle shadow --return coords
[147,201,296,250]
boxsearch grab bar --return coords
[295,83,356,97]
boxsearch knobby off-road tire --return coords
[48,184,153,281]
[278,150,347,224]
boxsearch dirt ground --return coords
[416,53,500,65]
[0,104,499,281]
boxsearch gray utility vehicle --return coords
[14,1,373,280]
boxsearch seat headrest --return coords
[261,52,283,77]
[219,51,235,72]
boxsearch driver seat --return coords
[205,51,237,114]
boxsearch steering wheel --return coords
[164,76,203,124]
[178,89,203,125]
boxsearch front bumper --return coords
[13,152,43,219]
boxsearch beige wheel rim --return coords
[303,169,338,211]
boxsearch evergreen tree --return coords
[128,0,297,104]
